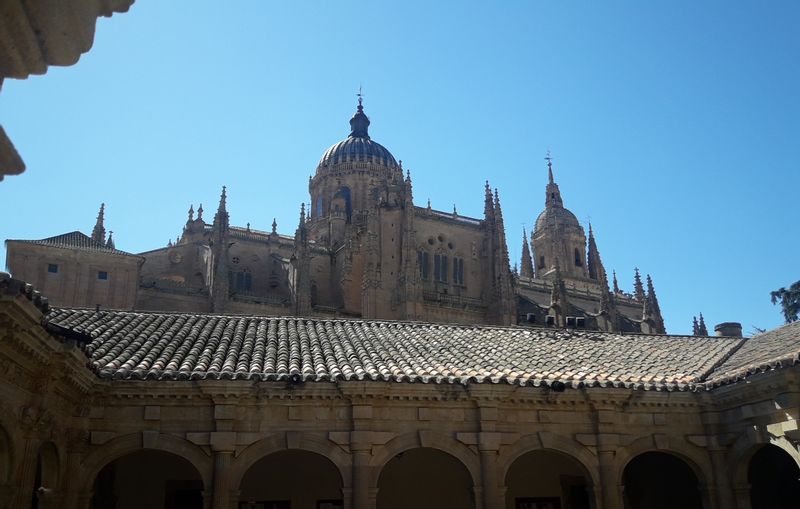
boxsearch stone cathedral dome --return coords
[317,99,399,169]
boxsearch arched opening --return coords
[239,450,343,509]
[91,450,203,509]
[622,452,703,509]
[748,444,800,509]
[377,448,474,509]
[574,248,582,267]
[32,442,59,509]
[505,450,593,509]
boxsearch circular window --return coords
[232,256,240,264]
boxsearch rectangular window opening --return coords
[47,264,58,274]
[98,271,108,280]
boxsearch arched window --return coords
[234,269,252,292]
[538,256,545,270]
[574,248,583,267]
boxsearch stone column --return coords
[351,445,373,509]
[13,437,40,509]
[708,447,735,509]
[596,447,621,509]
[733,485,752,509]
[211,450,234,509]
[479,448,502,509]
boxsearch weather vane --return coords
[357,85,363,106]
[544,149,552,166]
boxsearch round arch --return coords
[747,443,800,509]
[621,451,705,509]
[79,433,212,494]
[614,436,712,487]
[728,433,800,489]
[228,432,352,491]
[497,433,601,488]
[367,431,481,489]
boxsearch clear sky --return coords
[2,1,798,335]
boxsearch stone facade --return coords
[0,274,798,509]
[5,101,665,334]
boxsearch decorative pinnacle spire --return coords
[218,186,227,212]
[693,316,700,335]
[612,270,620,294]
[188,204,194,222]
[520,226,534,279]
[698,312,708,336]
[453,204,458,216]
[197,203,204,221]
[299,202,306,225]
[633,268,645,302]
[106,231,115,249]
[544,153,563,209]
[349,89,370,139]
[91,203,106,244]
[272,218,277,234]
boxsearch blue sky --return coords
[2,1,798,334]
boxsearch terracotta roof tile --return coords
[706,320,800,387]
[40,308,791,391]
[8,231,138,257]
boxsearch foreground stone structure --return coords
[1,273,798,509]
[0,0,135,181]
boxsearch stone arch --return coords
[79,433,212,494]
[497,432,601,488]
[368,431,481,489]
[228,432,352,491]
[614,435,712,487]
[728,430,800,489]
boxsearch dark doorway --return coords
[622,452,702,509]
[748,444,800,509]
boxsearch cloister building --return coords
[1,273,799,509]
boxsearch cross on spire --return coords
[357,85,363,107]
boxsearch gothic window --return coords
[453,257,465,285]
[316,197,323,218]
[538,256,545,270]
[418,251,429,280]
[234,269,252,292]
[574,248,582,267]
[434,254,448,283]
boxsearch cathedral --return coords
[6,99,665,334]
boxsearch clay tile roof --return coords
[40,308,795,391]
[8,231,138,257]
[705,320,800,388]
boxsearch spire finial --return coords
[299,202,306,225]
[612,270,620,294]
[427,198,431,210]
[188,204,194,222]
[349,88,370,138]
[106,230,115,249]
[272,218,277,234]
[92,203,106,244]
[246,222,251,232]
[453,204,458,216]
[545,150,554,183]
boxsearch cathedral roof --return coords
[318,100,398,168]
[7,231,138,257]
[43,307,797,392]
